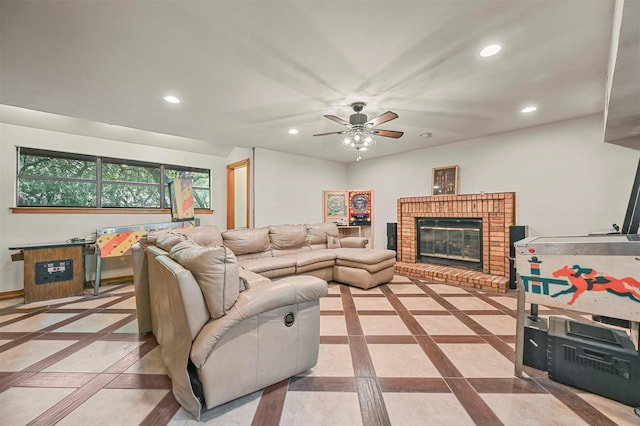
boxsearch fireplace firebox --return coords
[417,217,482,270]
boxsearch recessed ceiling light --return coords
[480,44,502,57]
[288,128,299,135]
[163,95,180,104]
[420,132,433,138]
[521,106,537,113]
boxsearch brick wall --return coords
[396,192,515,292]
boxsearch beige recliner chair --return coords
[142,239,327,419]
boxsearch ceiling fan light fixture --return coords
[315,101,401,162]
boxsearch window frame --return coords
[15,147,212,213]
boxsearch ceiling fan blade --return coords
[373,129,404,138]
[365,111,398,127]
[313,130,348,137]
[324,115,351,126]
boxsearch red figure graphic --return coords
[551,265,640,305]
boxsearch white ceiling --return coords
[0,0,632,163]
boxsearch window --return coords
[17,148,211,210]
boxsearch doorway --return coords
[226,159,250,229]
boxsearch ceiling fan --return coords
[313,102,404,139]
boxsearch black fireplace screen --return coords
[417,218,482,269]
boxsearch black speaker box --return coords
[548,316,640,407]
[509,225,527,289]
[386,222,397,252]
[523,316,549,371]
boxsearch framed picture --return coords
[323,190,348,225]
[348,190,372,226]
[432,165,458,195]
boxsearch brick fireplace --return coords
[395,192,515,292]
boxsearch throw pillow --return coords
[327,235,341,249]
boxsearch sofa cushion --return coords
[170,241,240,320]
[239,256,297,275]
[180,225,223,247]
[222,227,270,255]
[294,250,337,267]
[269,224,308,250]
[305,222,339,245]
[156,232,188,252]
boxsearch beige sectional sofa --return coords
[131,222,396,418]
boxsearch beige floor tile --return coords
[480,393,589,425]
[104,297,137,309]
[359,315,411,336]
[327,284,341,295]
[422,283,470,294]
[444,296,499,311]
[113,319,139,333]
[0,312,78,332]
[44,340,143,373]
[169,391,261,424]
[414,315,475,335]
[469,314,517,335]
[398,296,447,311]
[280,391,362,426]
[577,392,640,426]
[320,297,344,311]
[369,344,440,377]
[488,296,518,310]
[0,312,30,324]
[386,283,424,294]
[353,296,394,311]
[0,297,23,309]
[52,313,131,333]
[349,286,382,295]
[307,344,354,377]
[57,388,169,426]
[17,296,84,310]
[439,343,515,377]
[384,392,475,425]
[124,346,169,374]
[388,275,412,283]
[0,387,75,425]
[320,315,347,336]
[58,297,115,310]
[109,284,135,294]
[0,339,77,371]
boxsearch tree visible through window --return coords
[17,148,211,209]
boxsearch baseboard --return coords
[0,275,133,301]
[0,289,24,300]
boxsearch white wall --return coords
[348,114,639,249]
[253,148,347,227]
[0,123,227,292]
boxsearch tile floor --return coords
[1,276,639,425]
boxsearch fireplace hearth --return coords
[417,217,482,269]
[396,192,515,292]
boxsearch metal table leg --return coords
[93,246,102,296]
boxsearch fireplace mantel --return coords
[396,192,515,292]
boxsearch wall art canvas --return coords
[323,190,348,225]
[432,165,459,195]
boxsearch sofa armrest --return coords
[191,276,327,367]
[339,236,369,248]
